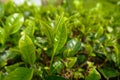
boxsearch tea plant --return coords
[0,0,120,80]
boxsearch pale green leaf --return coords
[0,27,5,45]
[54,13,67,33]
[24,19,35,38]
[40,20,54,45]
[54,24,67,55]
[19,34,36,65]
[95,26,104,38]
[0,3,4,18]
[5,13,24,34]
[65,57,77,68]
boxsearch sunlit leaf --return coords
[0,2,4,18]
[95,26,104,38]
[53,23,67,55]
[5,13,24,34]
[24,19,35,38]
[0,27,5,45]
[53,13,67,55]
[19,33,36,65]
[86,67,101,80]
[65,57,77,68]
[54,13,67,33]
[40,20,54,45]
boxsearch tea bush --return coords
[0,0,120,80]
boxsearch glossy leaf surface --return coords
[5,13,24,34]
[64,39,81,57]
[53,24,67,54]
[53,13,67,54]
[50,60,64,74]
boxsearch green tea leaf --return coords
[19,33,36,65]
[65,57,77,68]
[54,23,67,54]
[5,62,23,73]
[45,75,66,80]
[5,13,24,34]
[0,27,5,45]
[114,45,120,68]
[54,13,67,33]
[0,72,4,80]
[95,26,104,38]
[0,52,10,68]
[50,60,64,74]
[5,67,33,80]
[86,67,101,80]
[24,19,35,38]
[0,2,4,18]
[40,20,54,45]
[98,67,119,79]
[63,39,81,57]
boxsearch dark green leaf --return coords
[5,67,33,80]
[98,67,119,79]
[19,33,36,65]
[63,39,81,57]
[45,75,66,80]
[50,60,64,74]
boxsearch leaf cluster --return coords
[0,0,120,80]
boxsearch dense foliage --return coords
[0,0,120,80]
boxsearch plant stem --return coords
[50,50,55,71]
